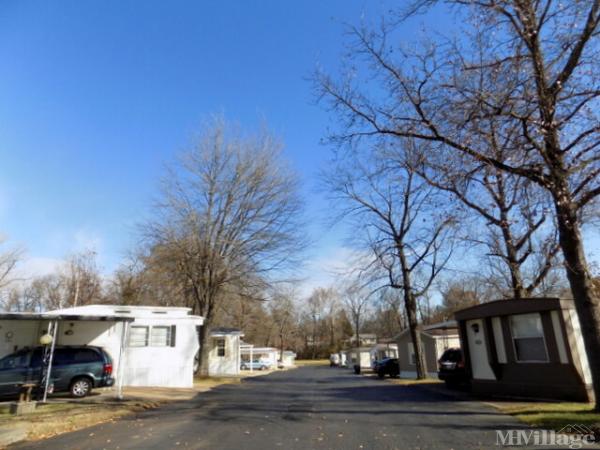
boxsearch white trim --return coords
[568,309,592,384]
[551,310,568,364]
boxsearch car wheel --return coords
[390,372,399,378]
[377,370,385,379]
[261,365,267,371]
[70,377,93,398]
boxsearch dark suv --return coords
[376,358,400,378]
[437,348,468,387]
[0,346,114,398]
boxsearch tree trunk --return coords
[196,322,211,378]
[404,289,427,379]
[555,200,600,409]
[279,331,284,364]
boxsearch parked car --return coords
[329,353,340,367]
[0,346,114,399]
[437,348,468,387]
[240,360,271,371]
[375,358,400,378]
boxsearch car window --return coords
[30,348,44,367]
[0,351,30,370]
[72,349,101,363]
[53,349,73,365]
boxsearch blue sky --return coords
[3,2,595,297]
[0,0,421,289]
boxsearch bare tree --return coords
[306,287,337,358]
[0,244,21,289]
[142,117,305,376]
[270,287,298,361]
[341,283,371,348]
[411,145,560,299]
[317,1,600,406]
[327,150,455,378]
[62,250,102,308]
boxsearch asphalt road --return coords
[14,366,521,450]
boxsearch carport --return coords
[0,312,134,401]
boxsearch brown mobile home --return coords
[455,298,593,401]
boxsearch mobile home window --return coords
[510,313,549,362]
[150,326,172,347]
[129,326,149,347]
[216,338,226,357]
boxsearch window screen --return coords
[510,313,548,362]
[129,326,149,347]
[150,326,171,347]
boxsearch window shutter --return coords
[170,325,177,347]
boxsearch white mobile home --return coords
[26,305,204,388]
[208,328,243,377]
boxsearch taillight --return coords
[457,361,465,368]
[103,363,113,375]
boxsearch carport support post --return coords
[116,321,129,400]
[42,319,58,403]
[250,347,253,373]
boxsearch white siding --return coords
[551,310,569,364]
[208,334,241,376]
[567,309,592,384]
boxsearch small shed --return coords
[348,347,372,373]
[241,346,278,368]
[455,298,592,401]
[279,350,296,368]
[208,328,243,377]
[395,321,460,378]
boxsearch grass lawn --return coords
[388,378,443,386]
[490,401,600,430]
[295,359,329,366]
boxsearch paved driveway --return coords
[14,366,520,450]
